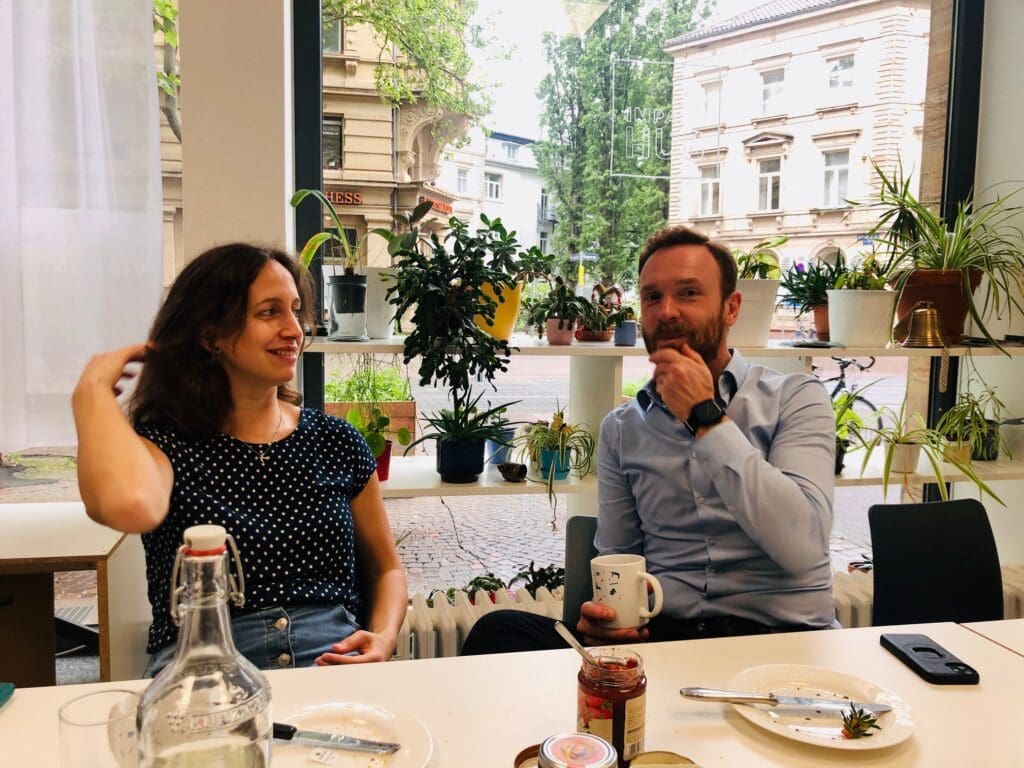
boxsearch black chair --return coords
[562,515,598,629]
[868,499,1003,625]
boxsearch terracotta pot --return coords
[893,268,982,343]
[811,304,830,342]
[325,400,417,441]
[546,318,576,345]
[577,328,614,342]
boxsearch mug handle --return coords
[639,573,663,618]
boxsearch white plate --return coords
[726,664,915,751]
[274,702,436,768]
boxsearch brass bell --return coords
[902,301,946,348]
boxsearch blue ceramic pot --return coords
[539,447,572,481]
[614,320,637,347]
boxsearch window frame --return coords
[457,168,468,195]
[698,163,721,217]
[485,172,503,201]
[322,116,343,170]
[760,68,785,115]
[703,80,721,125]
[322,19,342,54]
[822,149,850,208]
[827,54,855,91]
[757,156,781,212]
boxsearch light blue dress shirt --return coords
[596,350,836,628]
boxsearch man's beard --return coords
[642,307,726,363]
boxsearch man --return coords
[462,225,835,654]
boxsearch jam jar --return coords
[577,648,647,766]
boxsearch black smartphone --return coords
[880,633,979,685]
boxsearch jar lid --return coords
[538,733,616,768]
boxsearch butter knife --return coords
[272,722,401,754]
[680,687,892,714]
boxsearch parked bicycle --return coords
[812,356,884,431]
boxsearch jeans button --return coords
[277,652,291,666]
[275,617,289,630]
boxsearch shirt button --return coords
[697,496,706,505]
[275,617,288,630]
[277,653,291,666]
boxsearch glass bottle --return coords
[138,525,272,767]
[577,648,647,768]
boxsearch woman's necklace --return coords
[240,401,285,465]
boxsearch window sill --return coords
[815,102,859,117]
[751,114,788,128]
[809,206,852,214]
[692,214,723,222]
[749,210,782,219]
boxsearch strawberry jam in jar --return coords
[577,648,646,767]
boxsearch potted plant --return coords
[381,206,520,482]
[324,354,416,440]
[833,388,869,476]
[610,306,638,347]
[507,561,566,597]
[514,406,596,495]
[290,188,394,340]
[935,379,1012,463]
[860,159,1024,346]
[779,258,845,341]
[850,398,1001,503]
[729,236,785,346]
[826,254,897,346]
[474,225,556,341]
[344,406,412,482]
[525,277,590,345]
[576,284,625,342]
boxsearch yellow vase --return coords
[474,281,523,341]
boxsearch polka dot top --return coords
[136,408,377,654]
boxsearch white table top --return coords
[3,622,1023,766]
[0,502,123,568]
[964,618,1024,657]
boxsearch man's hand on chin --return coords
[650,344,715,423]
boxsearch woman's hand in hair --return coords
[73,343,149,400]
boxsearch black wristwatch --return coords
[687,399,726,430]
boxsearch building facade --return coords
[665,0,931,270]
[436,130,555,253]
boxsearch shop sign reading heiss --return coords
[324,190,362,205]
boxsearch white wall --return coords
[960,0,1024,563]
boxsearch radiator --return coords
[398,568,1024,659]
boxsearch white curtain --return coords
[0,0,162,452]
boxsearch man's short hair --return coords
[637,225,737,299]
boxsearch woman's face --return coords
[215,259,303,391]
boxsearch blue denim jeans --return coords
[144,603,361,677]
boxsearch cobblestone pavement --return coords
[2,353,905,601]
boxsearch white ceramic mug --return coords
[590,554,664,629]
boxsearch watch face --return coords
[691,399,724,427]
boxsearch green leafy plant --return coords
[404,391,519,450]
[779,259,845,316]
[325,356,412,403]
[526,276,590,333]
[345,406,412,459]
[732,236,787,279]
[290,188,394,274]
[850,399,1001,503]
[514,407,596,507]
[507,561,566,597]
[935,379,1012,459]
[834,254,889,291]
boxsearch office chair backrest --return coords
[562,515,598,629]
[868,499,1003,625]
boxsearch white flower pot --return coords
[729,279,780,347]
[827,289,897,347]
[889,442,922,474]
[362,266,396,339]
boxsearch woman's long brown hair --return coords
[130,243,315,436]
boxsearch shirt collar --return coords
[636,348,750,412]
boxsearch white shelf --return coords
[379,455,597,498]
[306,336,1024,358]
[836,449,1024,487]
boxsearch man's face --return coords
[638,244,739,361]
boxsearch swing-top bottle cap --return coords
[183,524,228,555]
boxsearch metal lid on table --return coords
[538,732,616,768]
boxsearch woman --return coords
[72,243,408,674]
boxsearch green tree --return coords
[324,0,497,125]
[535,0,707,288]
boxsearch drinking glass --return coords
[59,689,139,768]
